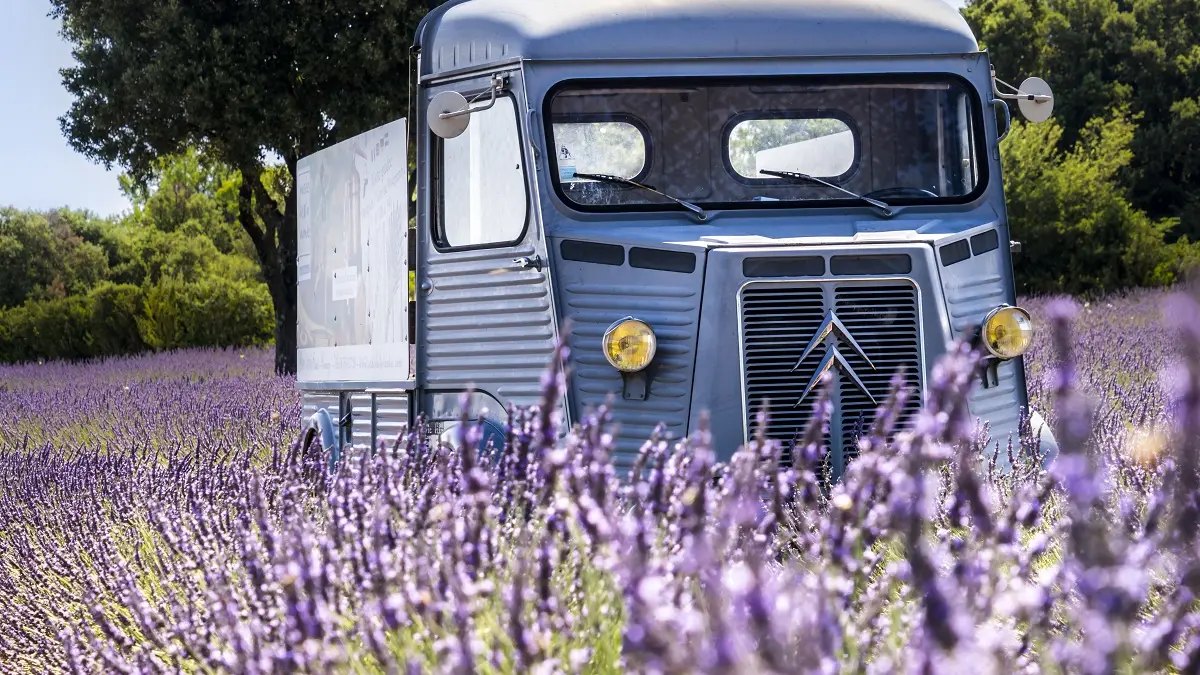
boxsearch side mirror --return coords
[429,91,471,138]
[1014,77,1054,123]
[991,66,1055,123]
[427,74,506,139]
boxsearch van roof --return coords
[417,0,980,78]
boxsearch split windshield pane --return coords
[551,119,647,180]
[728,117,854,179]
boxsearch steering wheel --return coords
[863,186,939,200]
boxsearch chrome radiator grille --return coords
[740,281,923,479]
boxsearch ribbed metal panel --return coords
[970,358,1021,446]
[423,243,557,407]
[944,271,1023,441]
[301,391,341,425]
[350,392,410,450]
[945,273,1007,334]
[740,280,923,477]
[301,390,409,451]
[563,282,699,466]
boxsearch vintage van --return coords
[296,0,1058,478]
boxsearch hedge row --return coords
[0,278,273,364]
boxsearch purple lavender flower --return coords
[4,291,1200,674]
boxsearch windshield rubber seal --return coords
[542,72,991,216]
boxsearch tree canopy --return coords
[50,0,428,373]
[999,111,1199,294]
[0,209,108,309]
[24,0,1200,367]
[964,0,1200,237]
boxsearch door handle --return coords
[513,255,544,271]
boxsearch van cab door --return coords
[416,66,561,418]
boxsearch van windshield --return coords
[545,77,985,212]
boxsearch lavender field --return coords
[1,288,1198,674]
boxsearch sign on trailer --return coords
[296,119,410,384]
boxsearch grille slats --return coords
[832,285,923,465]
[741,281,923,478]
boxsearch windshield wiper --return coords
[573,173,708,222]
[759,169,892,216]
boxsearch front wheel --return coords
[438,417,508,460]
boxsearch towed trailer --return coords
[298,0,1059,478]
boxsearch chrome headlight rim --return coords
[981,304,1034,360]
[602,317,658,373]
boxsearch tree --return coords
[50,0,428,374]
[119,149,251,259]
[0,208,110,309]
[0,210,61,308]
[963,0,1200,237]
[105,151,263,288]
[1000,111,1199,294]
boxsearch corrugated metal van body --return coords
[300,390,410,450]
[937,225,1027,451]
[513,52,1030,468]
[395,3,1039,469]
[422,243,557,408]
[549,236,706,467]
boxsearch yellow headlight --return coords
[982,306,1034,359]
[603,318,657,372]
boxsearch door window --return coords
[438,94,528,248]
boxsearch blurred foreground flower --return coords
[1,291,1200,674]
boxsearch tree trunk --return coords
[236,163,300,376]
[276,158,299,376]
[270,273,298,375]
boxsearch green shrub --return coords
[1001,112,1200,294]
[87,282,147,357]
[0,283,146,363]
[0,277,269,364]
[139,276,273,350]
[0,295,94,363]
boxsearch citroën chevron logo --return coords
[792,310,878,407]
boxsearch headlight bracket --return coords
[980,357,1002,389]
[620,362,658,401]
[970,325,1015,389]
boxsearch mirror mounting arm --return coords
[991,77,1052,104]
[439,74,507,120]
[989,65,1055,124]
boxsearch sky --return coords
[0,2,131,217]
[0,0,966,219]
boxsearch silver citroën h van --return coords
[296,0,1060,478]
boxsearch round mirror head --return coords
[1018,77,1054,123]
[428,91,470,139]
